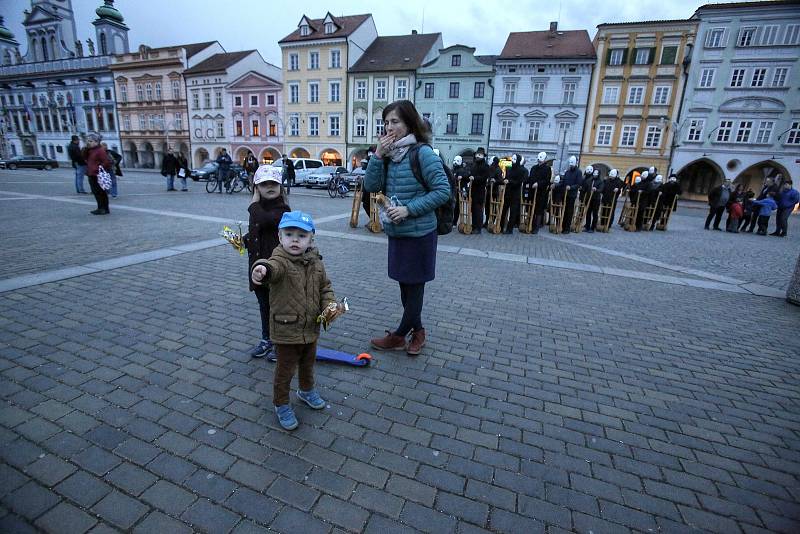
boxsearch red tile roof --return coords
[279,14,371,44]
[499,29,596,60]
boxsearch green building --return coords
[414,45,496,165]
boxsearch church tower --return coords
[0,16,21,65]
[92,0,129,56]
[21,0,79,61]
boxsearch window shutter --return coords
[648,48,656,64]
[622,48,629,65]
[606,48,612,65]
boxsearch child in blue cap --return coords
[251,211,341,430]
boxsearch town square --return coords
[1,0,799,533]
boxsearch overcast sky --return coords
[5,0,741,65]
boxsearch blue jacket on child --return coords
[751,197,778,217]
[777,188,799,210]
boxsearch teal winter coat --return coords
[363,145,450,238]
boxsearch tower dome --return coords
[0,16,16,42]
[95,0,124,24]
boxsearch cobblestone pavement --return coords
[1,168,799,533]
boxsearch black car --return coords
[190,162,245,181]
[0,155,59,170]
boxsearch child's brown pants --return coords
[273,342,316,406]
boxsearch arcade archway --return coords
[677,158,725,199]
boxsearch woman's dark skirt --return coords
[387,230,437,284]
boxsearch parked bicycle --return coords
[328,173,350,198]
[206,168,251,194]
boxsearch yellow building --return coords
[581,20,697,182]
[278,13,377,166]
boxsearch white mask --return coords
[641,171,649,180]
[585,165,594,174]
[609,169,618,178]
[634,176,642,184]
[593,170,600,177]
[568,156,577,167]
[512,155,518,164]
[553,175,561,184]
[655,175,663,183]
[537,152,547,163]
[668,176,676,182]
[649,166,656,175]
[453,155,462,166]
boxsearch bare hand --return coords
[251,185,260,203]
[387,205,409,223]
[375,132,396,158]
[251,265,266,285]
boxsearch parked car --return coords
[190,162,246,182]
[270,158,324,186]
[345,168,365,188]
[306,166,348,188]
[0,155,59,170]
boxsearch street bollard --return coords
[788,253,800,306]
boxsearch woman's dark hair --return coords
[382,100,430,144]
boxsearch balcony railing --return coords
[0,56,111,77]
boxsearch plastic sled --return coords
[268,347,371,367]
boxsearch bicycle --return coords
[328,173,350,198]
[206,170,251,194]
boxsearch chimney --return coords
[549,21,558,32]
[412,29,418,35]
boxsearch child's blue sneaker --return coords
[274,404,298,430]
[296,389,326,410]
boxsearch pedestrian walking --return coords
[281,154,295,194]
[176,152,190,191]
[84,133,112,215]
[705,178,732,230]
[68,135,87,194]
[364,100,450,356]
[772,179,799,237]
[161,149,179,191]
[250,211,342,431]
[216,148,232,194]
[102,142,122,198]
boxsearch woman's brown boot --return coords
[406,329,426,356]
[370,330,407,351]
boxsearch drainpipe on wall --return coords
[486,77,495,154]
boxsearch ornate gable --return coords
[497,108,520,118]
[718,97,785,114]
[23,5,61,26]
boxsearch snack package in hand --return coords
[317,297,349,331]
[221,222,246,255]
[378,194,401,226]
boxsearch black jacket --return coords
[161,153,178,176]
[602,178,624,204]
[504,158,527,196]
[245,196,290,291]
[67,142,85,168]
[107,149,123,176]
[583,176,604,203]
[528,163,551,210]
[562,167,582,198]
[468,160,490,203]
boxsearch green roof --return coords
[96,0,124,24]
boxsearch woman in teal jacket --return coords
[365,100,450,356]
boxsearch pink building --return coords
[227,71,283,165]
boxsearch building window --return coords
[330,81,340,102]
[750,68,767,87]
[191,92,199,109]
[145,83,153,100]
[717,120,733,142]
[784,24,800,45]
[155,82,162,100]
[174,112,182,130]
[375,118,385,136]
[627,86,644,105]
[329,115,340,136]
[527,120,540,141]
[602,86,619,104]
[251,119,260,136]
[119,85,127,102]
[533,82,545,104]
[660,46,677,65]
[356,80,367,100]
[761,25,779,45]
[449,82,460,98]
[216,120,224,138]
[730,68,746,87]
[106,112,115,131]
[620,125,638,147]
[148,114,156,130]
[786,121,800,144]
[136,84,144,101]
[250,94,258,106]
[309,51,319,70]
[234,95,242,106]
[375,80,387,100]
[330,49,341,68]
[737,27,756,47]
[686,119,704,142]
[706,28,725,48]
[289,116,299,136]
[608,49,624,65]
[446,113,458,134]
[172,80,180,99]
[772,67,788,87]
[504,82,516,103]
[471,114,484,135]
[451,55,461,67]
[500,119,512,140]
[268,120,276,136]
[562,82,576,104]
[474,82,485,98]
[137,114,145,131]
[267,94,275,105]
[355,117,366,137]
[393,79,406,100]
[308,82,319,103]
[735,121,752,143]
[596,124,613,146]
[424,83,434,98]
[289,84,299,103]
[324,22,334,34]
[123,114,131,130]
[699,68,716,88]
[309,116,319,136]
[300,25,309,37]
[652,86,670,105]
[558,122,571,143]
[203,92,211,108]
[645,126,662,148]
[289,53,299,71]
[634,48,651,65]
[755,120,774,144]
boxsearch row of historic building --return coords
[1,1,798,198]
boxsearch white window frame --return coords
[528,121,541,142]
[504,82,516,103]
[446,113,458,134]
[609,49,624,65]
[562,82,576,105]
[699,68,716,88]
[330,49,341,69]
[735,120,753,143]
[119,84,127,102]
[136,84,144,102]
[145,82,153,100]
[730,68,746,87]
[155,82,162,100]
[289,53,299,71]
[122,114,131,130]
[761,25,779,45]
[355,117,366,137]
[375,118,385,137]
[687,119,705,142]
[289,116,299,136]
[627,86,644,105]
[375,80,387,101]
[784,24,800,45]
[171,80,180,100]
[396,79,408,100]
[755,120,773,144]
[308,115,319,136]
[634,48,650,65]
[329,81,340,103]
[309,51,319,70]
[500,119,512,141]
[250,94,258,106]
[620,125,638,147]
[250,118,260,137]
[289,83,299,104]
[596,124,613,146]
[645,126,662,148]
[533,82,545,104]
[191,92,199,109]
[329,115,340,137]
[786,121,800,144]
[652,86,670,105]
[267,94,275,106]
[717,120,733,142]
[772,67,788,87]
[174,112,182,131]
[706,28,725,48]
[356,80,367,100]
[737,27,756,47]
[750,68,767,87]
[308,82,319,103]
[602,86,619,105]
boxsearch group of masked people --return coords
[450,149,681,234]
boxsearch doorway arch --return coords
[125,142,138,168]
[141,142,155,168]
[676,158,725,199]
[290,147,310,158]
[259,147,280,165]
[194,148,210,167]
[735,160,791,192]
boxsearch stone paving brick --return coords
[437,491,489,526]
[350,483,405,518]
[180,498,241,533]
[226,459,276,492]
[24,454,77,486]
[314,495,369,532]
[306,467,357,500]
[184,470,237,503]
[140,479,197,516]
[70,446,121,477]
[105,462,157,496]
[267,476,319,511]
[91,490,149,530]
[133,511,193,534]
[271,506,331,534]
[3,480,60,521]
[34,502,97,534]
